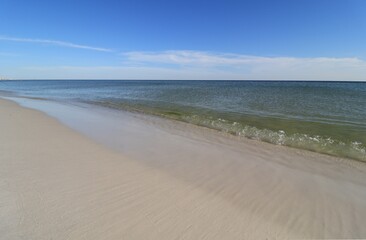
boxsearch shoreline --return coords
[1,97,366,239]
[1,80,365,162]
[4,92,366,163]
[4,95,362,165]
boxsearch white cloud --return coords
[2,49,366,80]
[120,50,366,80]
[0,36,112,52]
[17,66,240,80]
[123,50,362,66]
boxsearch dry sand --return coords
[1,98,366,239]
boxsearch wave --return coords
[182,115,365,161]
[89,100,366,162]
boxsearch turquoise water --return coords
[1,80,365,161]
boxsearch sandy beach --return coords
[1,97,366,239]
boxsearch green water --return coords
[1,80,365,161]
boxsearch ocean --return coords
[1,80,365,161]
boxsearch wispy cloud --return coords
[120,50,366,80]
[2,50,366,80]
[19,66,232,80]
[123,50,362,66]
[0,36,112,52]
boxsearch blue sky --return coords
[1,0,366,80]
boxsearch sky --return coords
[0,0,366,80]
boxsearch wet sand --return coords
[1,97,366,239]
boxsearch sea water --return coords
[1,80,365,161]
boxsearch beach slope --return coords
[1,98,366,239]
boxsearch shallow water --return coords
[1,80,365,161]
